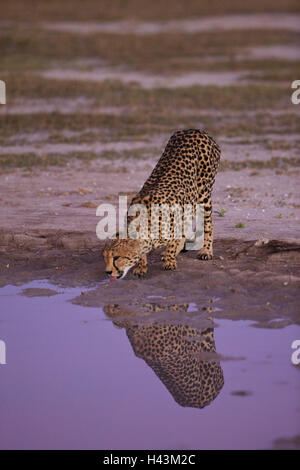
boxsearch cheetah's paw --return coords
[163,261,177,271]
[197,249,213,260]
[133,265,147,277]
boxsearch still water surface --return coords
[0,281,299,449]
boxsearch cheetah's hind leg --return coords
[197,225,214,260]
[194,194,214,260]
[161,238,186,261]
[197,216,214,260]
[162,239,185,270]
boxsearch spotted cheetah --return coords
[104,129,220,279]
[104,303,224,408]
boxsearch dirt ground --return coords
[0,1,299,328]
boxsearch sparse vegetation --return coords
[220,157,300,171]
[1,151,299,171]
[1,27,299,73]
[0,147,158,168]
[2,73,291,111]
[1,110,299,142]
[2,0,299,22]
[0,152,97,168]
[216,209,226,217]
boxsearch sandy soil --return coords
[241,45,300,61]
[40,68,250,88]
[0,141,299,235]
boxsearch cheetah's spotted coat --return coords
[104,129,220,279]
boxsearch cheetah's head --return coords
[103,237,142,280]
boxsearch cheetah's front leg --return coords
[133,254,148,277]
[198,199,214,260]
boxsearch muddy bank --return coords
[0,235,299,327]
[71,238,300,328]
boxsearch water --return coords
[0,281,299,450]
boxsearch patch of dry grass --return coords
[264,140,300,151]
[2,0,299,22]
[164,59,300,79]
[0,147,156,168]
[2,73,291,110]
[220,156,300,171]
[1,27,299,72]
[1,150,298,171]
[1,111,298,141]
[246,67,300,83]
[0,112,171,138]
[0,151,95,168]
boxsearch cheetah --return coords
[104,129,220,279]
[104,303,224,409]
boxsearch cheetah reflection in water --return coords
[104,303,224,409]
